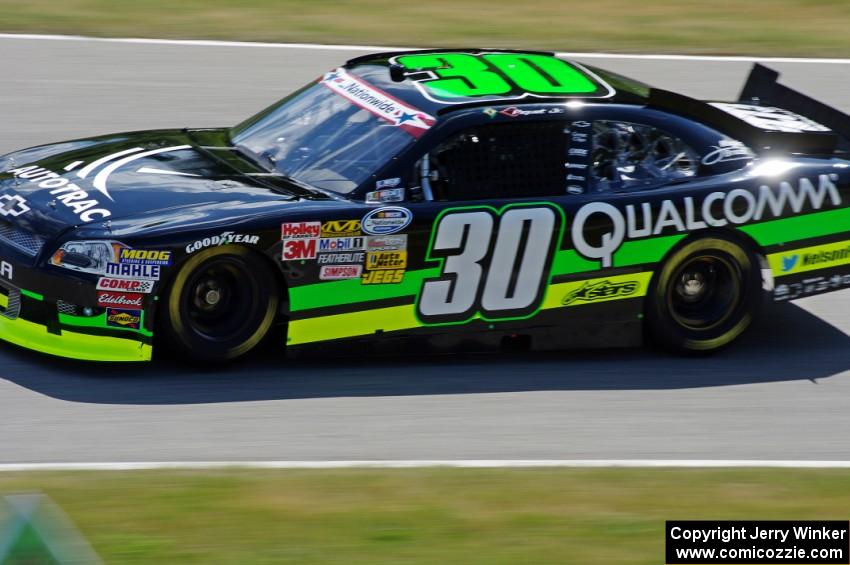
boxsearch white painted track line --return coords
[1,32,850,64]
[3,461,850,472]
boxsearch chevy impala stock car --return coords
[0,50,848,362]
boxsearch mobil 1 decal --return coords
[416,203,565,325]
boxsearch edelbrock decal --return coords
[572,174,841,267]
[362,207,412,235]
[97,291,144,308]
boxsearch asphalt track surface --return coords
[1,36,849,464]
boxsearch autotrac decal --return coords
[5,146,190,222]
[416,203,565,325]
[320,68,436,138]
[572,174,842,268]
[769,239,850,277]
[391,52,614,105]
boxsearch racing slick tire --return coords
[159,246,279,362]
[645,234,763,354]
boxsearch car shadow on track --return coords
[1,301,848,405]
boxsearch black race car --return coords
[0,50,848,362]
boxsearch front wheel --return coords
[159,246,279,362]
[645,235,763,353]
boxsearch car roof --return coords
[341,49,650,116]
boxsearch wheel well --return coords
[652,228,767,283]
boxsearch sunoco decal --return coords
[362,207,412,235]
[106,308,142,330]
[572,174,841,267]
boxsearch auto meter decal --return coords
[361,207,412,235]
[320,68,436,138]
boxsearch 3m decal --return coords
[97,291,144,308]
[392,52,613,104]
[320,68,436,138]
[573,174,842,267]
[417,204,564,325]
[96,277,154,294]
[0,194,29,217]
[561,279,640,305]
[321,220,361,237]
[105,263,161,280]
[185,232,260,253]
[366,251,407,270]
[319,265,362,280]
[282,238,318,261]
[106,308,141,330]
[119,249,172,266]
[362,207,412,235]
[362,269,405,285]
[769,239,850,277]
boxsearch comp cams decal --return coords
[416,204,564,324]
[96,277,154,293]
[320,68,436,138]
[572,174,842,267]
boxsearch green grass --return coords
[1,0,850,56]
[1,468,850,563]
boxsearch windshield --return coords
[231,80,416,194]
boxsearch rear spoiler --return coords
[648,64,848,154]
[739,64,850,144]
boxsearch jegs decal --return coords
[416,203,564,325]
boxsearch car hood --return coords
[0,129,307,240]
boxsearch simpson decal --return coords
[319,265,363,280]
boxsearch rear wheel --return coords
[160,246,279,362]
[645,235,762,353]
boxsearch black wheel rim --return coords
[667,253,743,331]
[180,257,259,343]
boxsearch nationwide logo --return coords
[97,291,144,308]
[320,68,436,138]
[362,207,412,235]
[0,194,30,217]
[106,308,142,329]
[96,277,154,293]
[561,279,639,306]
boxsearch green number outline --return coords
[414,202,567,327]
[391,52,615,105]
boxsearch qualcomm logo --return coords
[0,194,30,217]
[781,255,799,272]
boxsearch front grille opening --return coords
[0,220,45,257]
[0,284,21,320]
[56,300,80,316]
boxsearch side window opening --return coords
[417,121,568,201]
[591,121,699,192]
